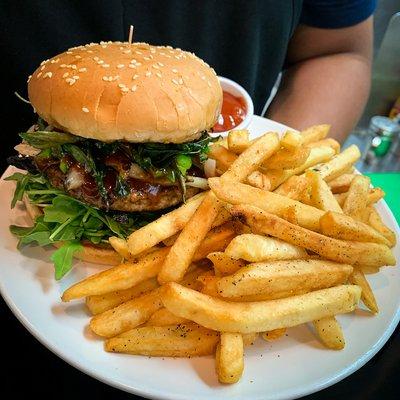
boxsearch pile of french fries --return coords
[62,125,397,384]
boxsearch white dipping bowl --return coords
[215,76,254,135]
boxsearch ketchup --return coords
[213,91,247,133]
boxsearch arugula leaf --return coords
[51,241,83,280]
[20,131,81,149]
[5,172,31,208]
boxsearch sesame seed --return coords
[60,64,67,68]
[178,78,183,84]
[43,72,53,78]
[132,74,139,80]
[82,107,89,113]
[66,78,76,85]
[87,50,93,53]
[37,72,42,78]
[119,46,124,50]
[118,83,125,88]
[145,71,151,77]
[172,69,178,73]
[150,48,156,53]
[135,51,142,55]
[159,52,165,56]
[156,72,162,78]
[135,62,142,66]
[62,72,69,78]
[78,67,87,72]
[97,60,104,64]
[101,45,107,48]
[66,51,73,54]
[101,64,110,68]
[201,76,206,80]
[93,56,99,61]
[75,55,81,59]
[153,64,160,69]
[157,62,164,67]
[40,60,46,66]
[102,76,109,81]
[207,81,212,87]
[121,87,129,93]
[112,75,120,81]
[71,65,77,70]
[143,56,151,61]
[172,78,179,85]
[130,59,137,63]
[131,85,137,92]
[117,64,125,69]
[40,65,46,71]
[123,49,132,54]
[72,75,79,80]
[128,64,136,69]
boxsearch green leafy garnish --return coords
[51,241,83,280]
[20,130,82,149]
[7,173,163,279]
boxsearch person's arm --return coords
[266,17,373,142]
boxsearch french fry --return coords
[328,174,355,193]
[158,133,280,284]
[90,287,163,337]
[313,317,345,350]
[231,205,395,269]
[108,237,130,259]
[255,146,335,190]
[199,275,284,302]
[349,268,378,313]
[310,145,361,182]
[242,332,258,346]
[126,192,206,257]
[86,277,159,315]
[63,223,235,302]
[207,252,246,276]
[280,130,303,150]
[217,260,352,298]
[307,138,340,154]
[300,124,330,144]
[273,175,308,200]
[209,177,323,231]
[227,130,250,154]
[62,247,169,302]
[158,191,222,284]
[306,170,342,213]
[262,146,310,170]
[145,308,189,326]
[208,144,237,173]
[320,211,391,246]
[216,333,244,384]
[343,175,370,219]
[225,234,307,262]
[261,328,286,342]
[368,207,396,247]
[335,187,385,207]
[105,323,219,357]
[246,170,272,191]
[161,282,361,333]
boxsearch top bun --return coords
[28,41,222,143]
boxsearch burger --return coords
[7,41,222,279]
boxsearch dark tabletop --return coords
[2,295,398,399]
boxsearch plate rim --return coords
[1,115,399,400]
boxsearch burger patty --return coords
[34,156,200,212]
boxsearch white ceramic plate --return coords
[1,116,399,400]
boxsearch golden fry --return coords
[161,282,361,333]
[313,316,345,350]
[349,268,378,313]
[216,333,244,384]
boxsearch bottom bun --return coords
[23,195,122,266]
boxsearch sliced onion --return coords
[14,143,41,156]
[66,168,85,190]
[186,177,209,190]
[204,158,217,178]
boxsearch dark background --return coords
[1,1,399,399]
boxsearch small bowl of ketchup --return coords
[213,76,254,135]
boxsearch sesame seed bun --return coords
[28,41,222,143]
